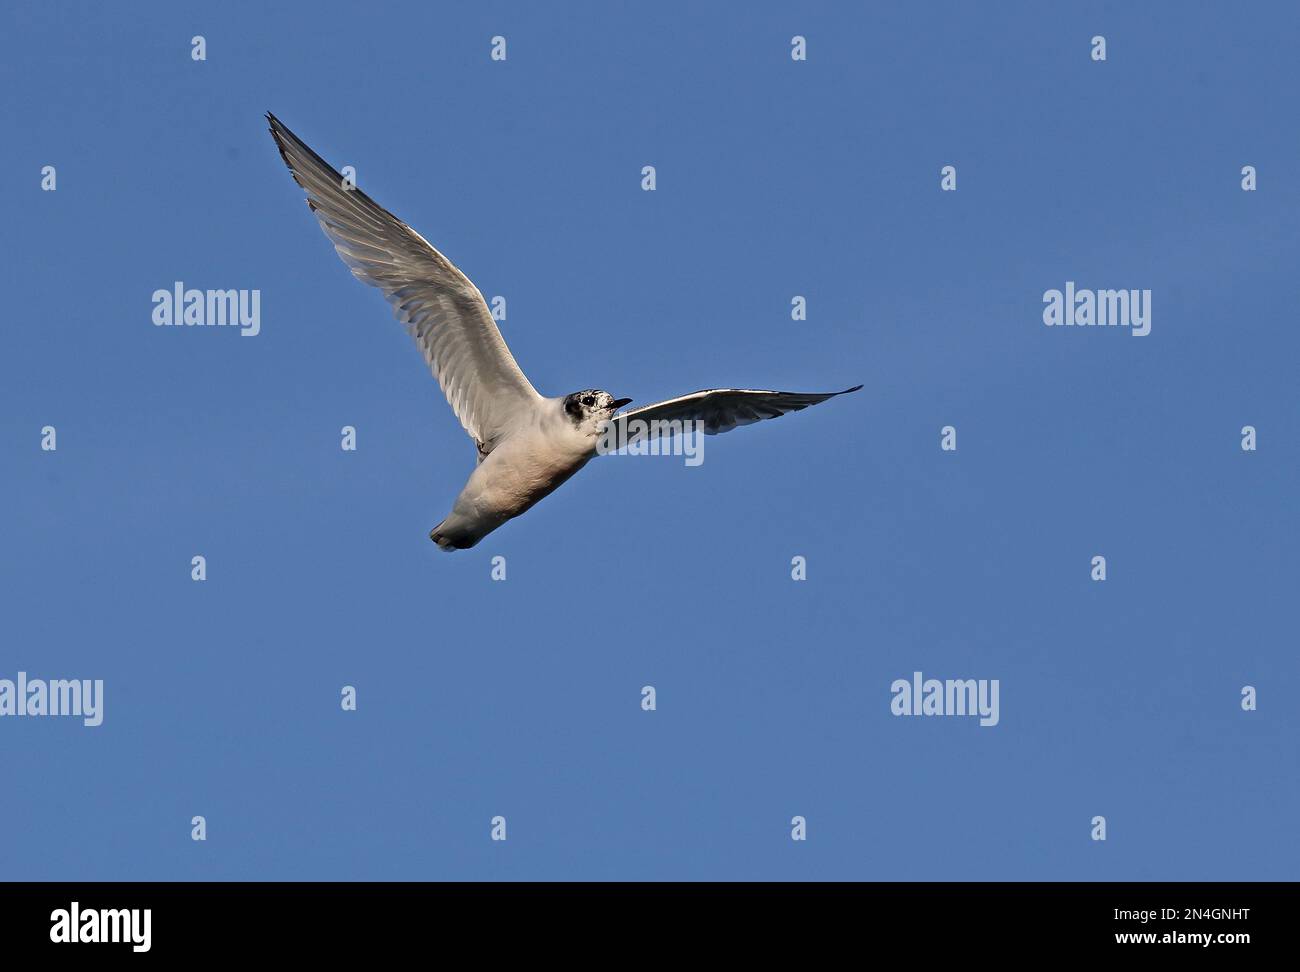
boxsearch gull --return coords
[267,113,861,550]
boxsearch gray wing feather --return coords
[267,113,540,456]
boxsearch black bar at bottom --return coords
[0,881,1284,956]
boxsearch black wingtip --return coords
[840,384,864,395]
[266,112,293,144]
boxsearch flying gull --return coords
[267,113,860,550]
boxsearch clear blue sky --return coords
[2,0,1296,880]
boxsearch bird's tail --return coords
[429,517,477,552]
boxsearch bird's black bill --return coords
[611,398,633,409]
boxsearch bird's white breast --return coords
[453,399,597,522]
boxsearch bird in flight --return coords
[267,113,860,550]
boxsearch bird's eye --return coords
[582,396,594,406]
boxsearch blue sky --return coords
[1,0,1296,880]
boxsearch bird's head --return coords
[563,389,633,432]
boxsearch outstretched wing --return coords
[610,385,862,445]
[267,112,541,456]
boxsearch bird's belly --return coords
[461,440,591,522]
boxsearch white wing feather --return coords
[268,113,541,456]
